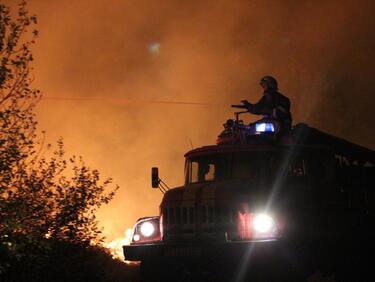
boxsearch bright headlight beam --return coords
[140,221,155,237]
[253,214,274,233]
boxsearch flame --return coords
[103,228,138,264]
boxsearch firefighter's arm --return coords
[231,100,253,110]
[250,96,272,115]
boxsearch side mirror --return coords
[151,167,159,188]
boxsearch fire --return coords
[103,228,137,264]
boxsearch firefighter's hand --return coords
[241,100,251,106]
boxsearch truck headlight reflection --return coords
[140,221,155,237]
[253,214,275,233]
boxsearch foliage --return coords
[1,240,138,282]
[0,0,119,276]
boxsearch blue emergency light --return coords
[255,122,275,133]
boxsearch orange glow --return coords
[17,0,374,245]
[103,229,140,265]
[103,228,134,262]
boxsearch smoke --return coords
[22,0,375,239]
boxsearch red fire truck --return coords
[123,112,374,281]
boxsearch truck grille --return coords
[163,206,235,231]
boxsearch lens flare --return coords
[148,42,161,55]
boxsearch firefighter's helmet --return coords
[260,76,278,90]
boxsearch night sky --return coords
[9,0,375,240]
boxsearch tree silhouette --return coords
[0,1,118,273]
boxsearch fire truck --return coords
[123,110,374,281]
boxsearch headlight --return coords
[133,234,140,242]
[140,221,155,237]
[131,216,161,244]
[236,211,279,241]
[253,214,275,233]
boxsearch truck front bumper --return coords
[123,240,280,262]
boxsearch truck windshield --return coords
[186,151,279,184]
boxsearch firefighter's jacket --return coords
[246,90,292,129]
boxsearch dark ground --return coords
[0,241,141,282]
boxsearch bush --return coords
[1,238,139,282]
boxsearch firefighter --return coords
[242,75,292,132]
